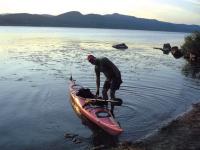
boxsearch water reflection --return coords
[182,62,200,79]
[70,96,119,149]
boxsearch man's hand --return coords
[95,90,99,97]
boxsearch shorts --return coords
[103,78,122,91]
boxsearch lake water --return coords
[0,27,200,150]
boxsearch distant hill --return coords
[0,11,200,32]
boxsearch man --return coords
[87,54,122,104]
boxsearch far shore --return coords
[0,25,193,33]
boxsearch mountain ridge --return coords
[0,11,199,32]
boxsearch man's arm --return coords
[95,67,100,96]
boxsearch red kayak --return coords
[69,77,123,135]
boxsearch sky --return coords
[0,0,200,25]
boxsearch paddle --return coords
[84,98,123,106]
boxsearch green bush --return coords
[181,31,200,59]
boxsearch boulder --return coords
[171,46,183,59]
[112,43,128,50]
[162,43,171,54]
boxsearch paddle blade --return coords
[112,98,123,106]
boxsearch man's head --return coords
[87,55,96,65]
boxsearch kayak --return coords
[69,77,123,135]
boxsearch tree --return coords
[181,31,200,61]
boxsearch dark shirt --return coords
[95,57,122,81]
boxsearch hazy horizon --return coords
[0,0,200,25]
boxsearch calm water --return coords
[0,27,200,150]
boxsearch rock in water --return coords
[171,46,183,59]
[112,43,128,50]
[162,43,171,54]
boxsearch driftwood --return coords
[153,47,170,54]
[153,43,171,54]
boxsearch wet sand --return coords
[114,102,200,150]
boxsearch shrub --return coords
[181,31,200,60]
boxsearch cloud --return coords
[185,0,200,5]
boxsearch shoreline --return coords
[0,25,193,33]
[115,102,200,150]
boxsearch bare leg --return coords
[102,88,109,100]
[102,80,110,100]
[110,89,116,117]
[110,89,116,99]
[110,104,115,117]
